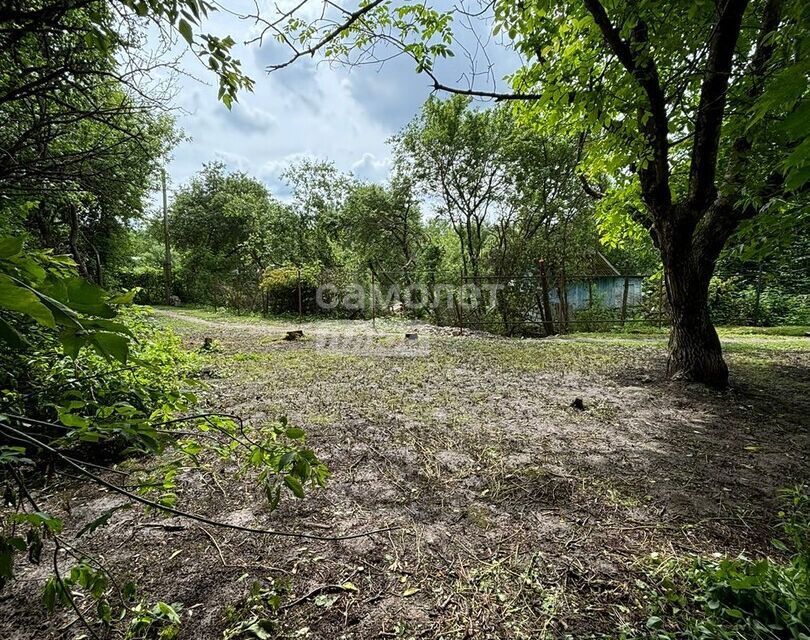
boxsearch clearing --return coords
[5,308,809,639]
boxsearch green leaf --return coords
[314,593,339,608]
[59,330,86,359]
[0,275,55,327]
[0,237,23,259]
[108,288,139,305]
[0,317,26,348]
[13,512,63,533]
[76,504,131,538]
[646,616,663,629]
[58,412,89,429]
[83,318,135,337]
[156,601,181,624]
[285,427,305,439]
[89,331,129,363]
[63,278,115,317]
[0,534,26,587]
[178,19,193,45]
[283,475,305,499]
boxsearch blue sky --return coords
[159,1,518,201]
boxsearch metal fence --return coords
[271,267,666,336]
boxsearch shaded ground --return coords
[4,308,809,639]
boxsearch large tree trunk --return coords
[663,251,728,388]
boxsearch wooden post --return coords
[620,275,630,327]
[537,259,555,337]
[556,268,569,334]
[161,168,173,305]
[458,270,464,335]
[297,266,302,324]
[657,273,664,328]
[371,270,376,329]
[753,263,763,326]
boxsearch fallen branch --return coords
[1,421,400,542]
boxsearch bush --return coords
[708,276,810,326]
[259,263,321,314]
[0,306,198,456]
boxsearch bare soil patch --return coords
[3,309,808,639]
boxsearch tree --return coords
[340,174,422,283]
[170,162,277,307]
[280,159,354,267]
[395,96,513,284]
[258,0,809,387]
[1,0,249,284]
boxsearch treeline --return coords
[123,96,807,331]
[123,97,659,332]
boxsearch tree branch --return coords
[266,0,386,71]
[687,0,750,213]
[582,0,671,214]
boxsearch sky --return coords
[157,1,519,201]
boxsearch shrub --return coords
[259,263,320,314]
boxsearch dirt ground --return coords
[3,308,809,639]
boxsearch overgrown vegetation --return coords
[634,486,809,639]
[0,241,334,635]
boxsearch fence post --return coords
[370,269,376,330]
[537,259,555,337]
[458,269,464,335]
[753,263,763,326]
[620,275,630,328]
[657,273,664,329]
[297,266,302,325]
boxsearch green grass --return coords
[717,325,810,337]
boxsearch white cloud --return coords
[351,152,392,181]
[157,0,519,199]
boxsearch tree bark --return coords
[537,259,555,337]
[663,246,728,388]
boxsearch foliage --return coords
[634,486,810,639]
[339,174,422,278]
[126,600,183,640]
[223,578,288,640]
[259,263,321,314]
[246,416,330,509]
[0,0,255,296]
[395,96,512,280]
[280,158,354,267]
[0,248,329,635]
[709,277,810,327]
[1,307,197,452]
[0,236,135,360]
[169,162,284,308]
